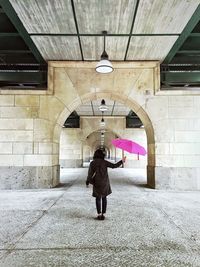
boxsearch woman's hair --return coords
[93,149,105,159]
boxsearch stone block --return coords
[23,155,53,166]
[147,165,155,188]
[155,166,200,190]
[39,143,53,154]
[39,96,65,123]
[0,155,23,166]
[0,165,60,189]
[0,130,33,142]
[0,95,14,106]
[156,155,200,168]
[52,155,59,165]
[36,165,60,188]
[53,143,59,154]
[53,124,62,143]
[0,119,33,130]
[168,107,197,119]
[0,142,12,154]
[173,119,200,131]
[54,71,80,109]
[1,107,39,118]
[13,142,33,154]
[145,97,168,120]
[168,96,193,107]
[60,159,82,168]
[154,119,174,142]
[33,119,53,142]
[169,143,200,155]
[175,131,200,142]
[33,142,39,154]
[15,95,39,107]
[156,143,170,154]
[56,108,71,126]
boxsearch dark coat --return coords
[86,158,123,197]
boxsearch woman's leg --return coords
[102,196,107,214]
[95,197,101,215]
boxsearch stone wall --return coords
[0,93,59,189]
[0,61,199,190]
[60,128,82,168]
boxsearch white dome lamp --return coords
[99,99,108,112]
[96,31,113,74]
[100,111,106,127]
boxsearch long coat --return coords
[86,158,123,197]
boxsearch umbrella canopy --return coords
[112,139,146,156]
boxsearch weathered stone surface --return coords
[60,159,82,168]
[155,166,200,190]
[0,165,60,189]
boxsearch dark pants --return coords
[96,196,107,214]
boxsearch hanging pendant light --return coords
[100,111,106,127]
[96,31,113,74]
[100,117,105,127]
[99,99,108,111]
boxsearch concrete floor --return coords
[0,168,200,267]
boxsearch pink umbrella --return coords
[112,139,147,156]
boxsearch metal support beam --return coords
[0,71,47,83]
[29,33,179,37]
[0,0,45,63]
[71,0,84,61]
[163,5,200,64]
[177,50,200,54]
[0,33,19,37]
[0,50,32,54]
[124,0,140,60]
[161,72,200,83]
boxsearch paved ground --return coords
[0,168,200,267]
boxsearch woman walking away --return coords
[86,149,126,220]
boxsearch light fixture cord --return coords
[102,111,104,119]
[103,34,105,52]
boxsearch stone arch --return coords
[83,128,121,160]
[55,92,155,188]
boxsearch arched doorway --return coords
[54,93,155,188]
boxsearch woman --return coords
[86,149,126,220]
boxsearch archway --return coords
[54,93,155,188]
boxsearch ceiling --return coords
[76,99,130,116]
[0,0,200,88]
[64,99,143,128]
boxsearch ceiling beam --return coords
[190,33,200,37]
[91,101,95,116]
[177,50,200,54]
[0,0,45,63]
[111,101,116,116]
[163,5,200,64]
[0,33,19,37]
[29,33,179,37]
[71,0,84,61]
[124,0,140,60]
[161,64,200,72]
[0,50,32,54]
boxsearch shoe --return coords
[97,215,101,220]
[101,214,105,220]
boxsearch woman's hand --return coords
[122,156,126,163]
